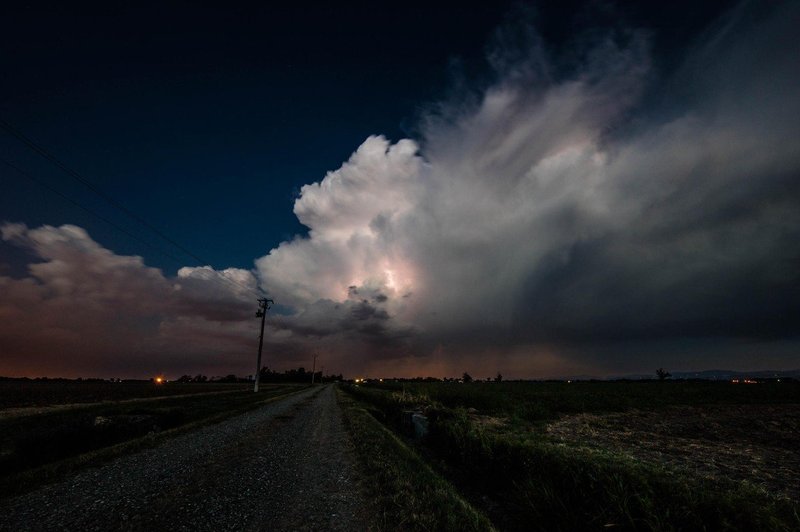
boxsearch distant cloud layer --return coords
[0,223,256,377]
[2,1,799,378]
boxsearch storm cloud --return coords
[254,1,800,375]
[2,1,799,378]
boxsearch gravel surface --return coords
[0,385,369,531]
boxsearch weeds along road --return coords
[0,385,368,531]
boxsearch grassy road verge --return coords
[0,384,308,499]
[344,382,800,531]
[337,387,494,531]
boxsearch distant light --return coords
[155,376,164,384]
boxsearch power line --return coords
[0,119,207,264]
[0,119,265,298]
[1,157,185,265]
[2,156,260,298]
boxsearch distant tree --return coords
[192,374,208,383]
[176,375,192,383]
[656,368,672,381]
[284,367,308,382]
[259,366,278,382]
[495,373,503,383]
[462,372,473,383]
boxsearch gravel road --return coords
[0,385,369,531]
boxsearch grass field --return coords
[0,382,307,499]
[359,380,800,422]
[344,380,800,531]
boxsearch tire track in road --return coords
[0,385,368,531]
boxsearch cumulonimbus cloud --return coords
[2,1,798,378]
[254,0,800,375]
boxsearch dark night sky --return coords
[1,0,733,270]
[1,1,513,270]
[1,1,798,379]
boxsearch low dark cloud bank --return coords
[2,2,799,377]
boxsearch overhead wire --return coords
[1,156,260,299]
[1,157,187,266]
[0,119,265,299]
[0,119,209,265]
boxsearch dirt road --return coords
[0,385,368,531]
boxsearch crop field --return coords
[0,379,249,410]
[0,381,306,499]
[344,380,800,531]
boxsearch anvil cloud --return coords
[2,2,799,378]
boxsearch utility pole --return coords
[320,365,324,385]
[311,352,318,385]
[254,297,273,392]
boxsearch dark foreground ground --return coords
[0,385,367,531]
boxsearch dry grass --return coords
[546,403,800,501]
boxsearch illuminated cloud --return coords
[256,136,421,308]
[2,2,799,378]
[255,1,800,375]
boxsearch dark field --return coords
[364,380,800,421]
[345,380,800,531]
[0,382,306,499]
[0,380,249,410]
